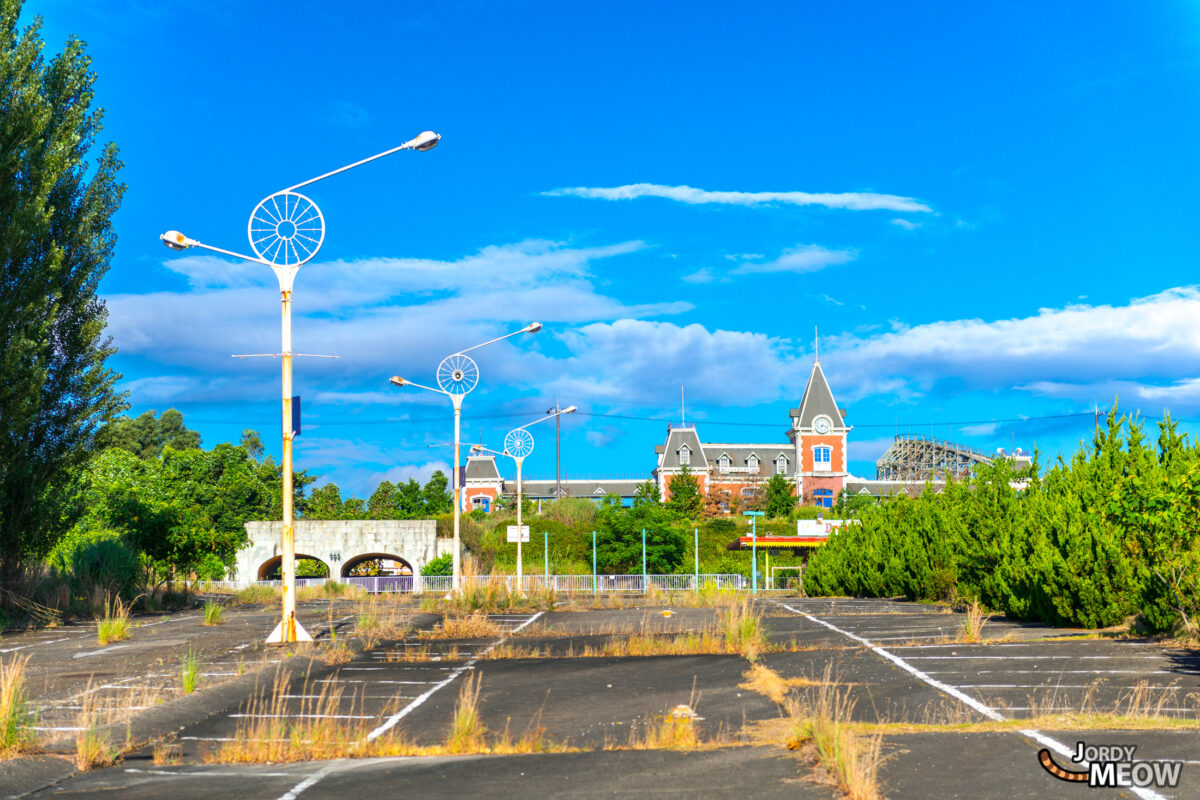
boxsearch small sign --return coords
[291,395,301,437]
[506,525,530,543]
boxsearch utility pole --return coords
[547,397,562,501]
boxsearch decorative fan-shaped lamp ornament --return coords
[248,191,325,266]
[436,353,479,396]
[504,428,535,459]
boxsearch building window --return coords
[814,446,832,472]
[471,496,490,512]
[740,486,757,498]
[747,455,759,471]
[679,445,690,466]
[813,489,834,508]
[718,455,730,472]
[775,456,788,474]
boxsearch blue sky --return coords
[24,1,1200,495]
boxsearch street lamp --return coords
[159,130,441,644]
[472,406,576,589]
[743,510,764,594]
[388,322,542,590]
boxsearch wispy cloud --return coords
[543,183,933,213]
[890,218,920,230]
[732,245,855,275]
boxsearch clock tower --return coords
[787,359,851,506]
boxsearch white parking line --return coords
[364,611,544,742]
[775,601,1169,800]
[73,645,130,659]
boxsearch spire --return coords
[792,360,846,430]
[814,325,819,364]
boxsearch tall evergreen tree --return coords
[0,2,126,587]
[664,465,702,517]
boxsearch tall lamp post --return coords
[471,406,576,588]
[743,510,764,594]
[389,324,542,590]
[159,130,441,644]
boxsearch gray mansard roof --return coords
[702,445,793,468]
[659,426,707,470]
[464,456,501,482]
[791,361,847,429]
[508,479,644,499]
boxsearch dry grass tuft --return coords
[353,596,410,649]
[958,600,986,643]
[786,666,884,800]
[152,736,182,765]
[0,655,36,757]
[446,672,486,753]
[428,612,502,639]
[74,686,123,771]
[741,663,790,704]
[321,645,355,665]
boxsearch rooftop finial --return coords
[814,326,820,364]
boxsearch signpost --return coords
[506,525,530,543]
[743,511,764,594]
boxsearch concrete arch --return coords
[340,552,414,579]
[257,553,329,581]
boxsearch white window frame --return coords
[747,455,759,471]
[813,446,832,472]
[718,455,730,472]
[679,445,691,466]
[775,455,788,475]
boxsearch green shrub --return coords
[421,553,453,576]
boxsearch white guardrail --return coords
[184,574,747,595]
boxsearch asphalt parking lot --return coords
[4,595,1199,799]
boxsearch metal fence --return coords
[183,574,745,595]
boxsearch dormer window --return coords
[679,444,691,466]
[718,455,730,472]
[747,455,759,471]
[775,455,788,474]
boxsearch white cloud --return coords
[826,286,1200,402]
[108,239,691,404]
[1019,378,1200,408]
[543,183,933,213]
[733,245,855,275]
[960,422,1000,436]
[682,268,717,284]
[890,218,920,230]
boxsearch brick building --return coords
[653,359,850,509]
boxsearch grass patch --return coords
[232,585,280,606]
[206,668,572,763]
[202,600,224,626]
[427,612,502,639]
[297,581,364,602]
[352,595,410,649]
[0,655,36,757]
[95,595,132,646]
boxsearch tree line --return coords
[803,411,1200,635]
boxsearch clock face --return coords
[813,417,832,434]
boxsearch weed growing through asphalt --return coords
[181,647,200,694]
[96,595,132,645]
[202,600,224,626]
[74,686,122,770]
[787,666,883,800]
[958,600,986,643]
[0,655,36,756]
[447,672,486,753]
[428,612,502,639]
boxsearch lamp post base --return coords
[266,618,313,644]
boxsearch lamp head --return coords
[470,444,482,453]
[412,131,441,152]
[160,230,190,251]
[526,321,543,333]
[389,376,407,387]
[564,405,578,414]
